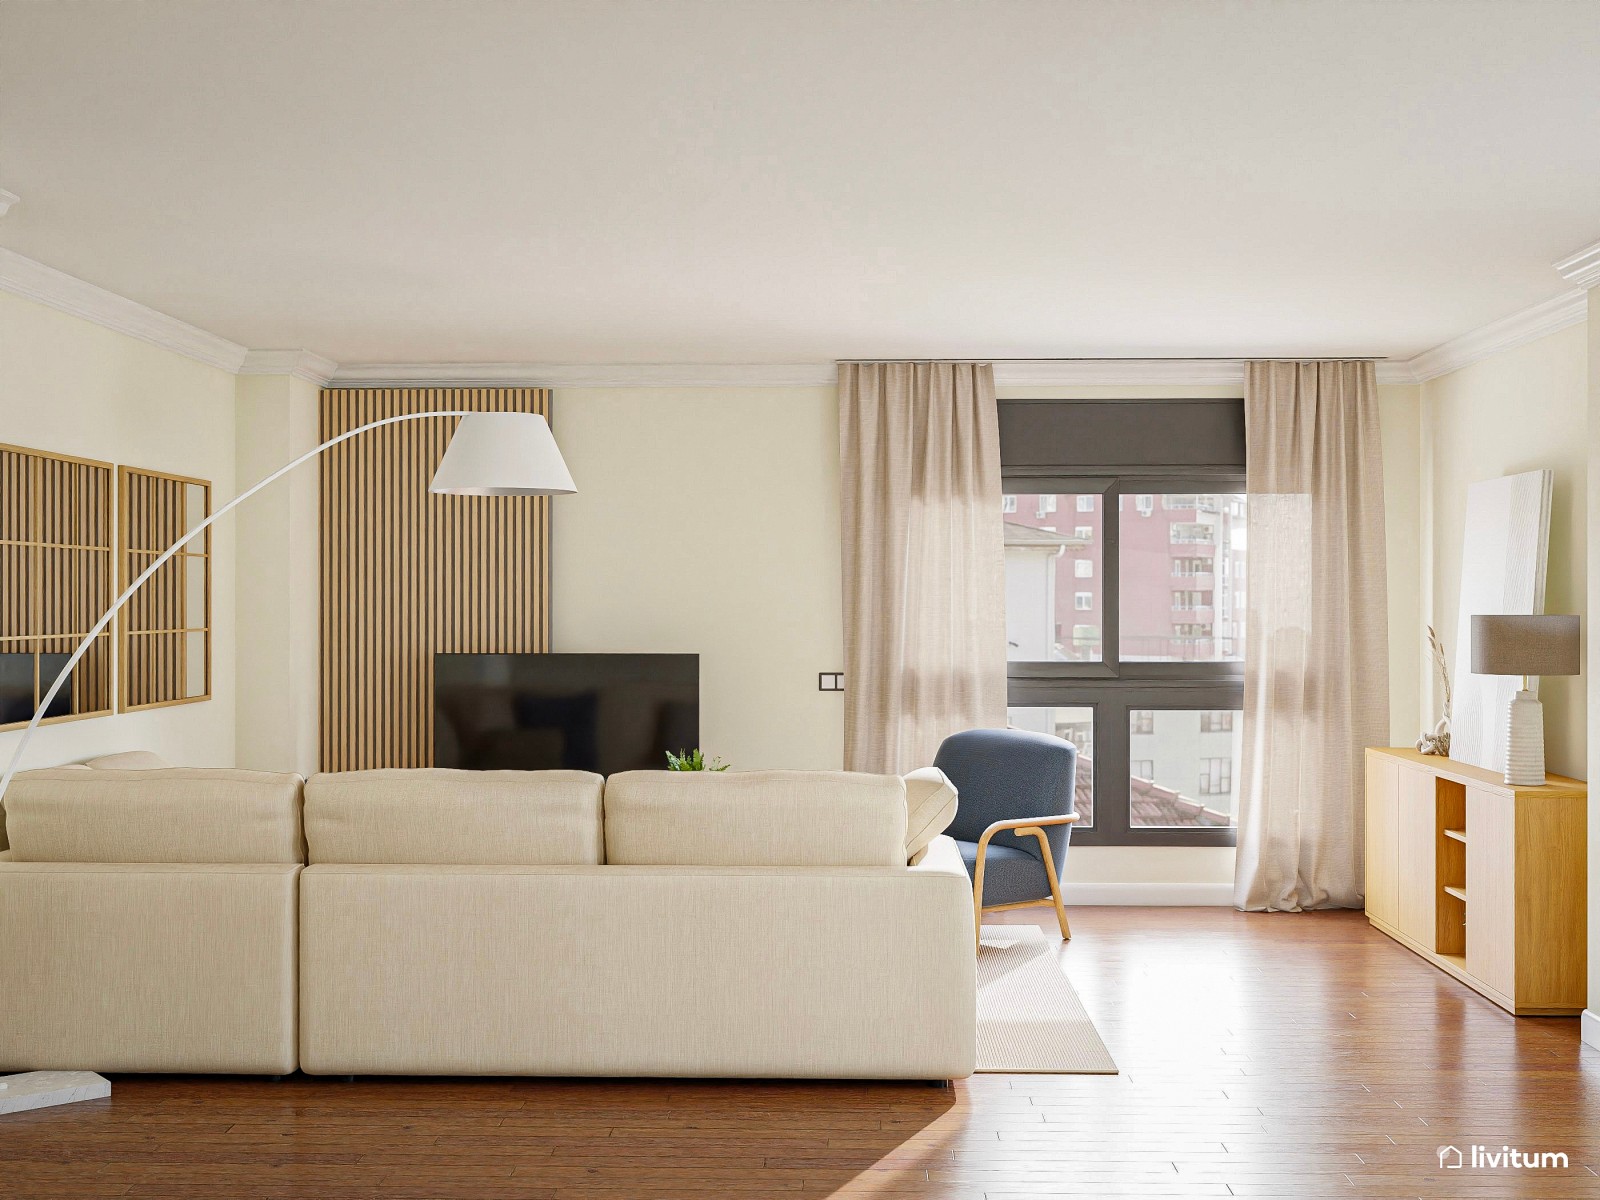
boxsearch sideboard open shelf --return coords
[1364,747,1587,1016]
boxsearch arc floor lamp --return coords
[0,409,577,805]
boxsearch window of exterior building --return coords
[1074,592,1093,611]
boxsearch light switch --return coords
[818,672,845,692]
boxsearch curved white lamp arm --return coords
[0,409,483,805]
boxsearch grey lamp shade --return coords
[429,412,577,496]
[1470,614,1580,677]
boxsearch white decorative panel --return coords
[1451,470,1552,772]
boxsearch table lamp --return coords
[1470,614,1581,785]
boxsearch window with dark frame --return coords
[999,398,1246,847]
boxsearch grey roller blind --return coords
[998,399,1246,476]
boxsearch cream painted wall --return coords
[0,292,238,773]
[1420,324,1588,780]
[549,387,845,771]
[233,374,320,776]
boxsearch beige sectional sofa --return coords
[0,764,973,1081]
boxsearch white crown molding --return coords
[239,349,339,386]
[0,190,18,218]
[1554,238,1600,289]
[1396,289,1588,385]
[0,247,248,372]
[328,361,837,388]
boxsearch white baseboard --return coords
[1060,882,1234,906]
[1582,1009,1600,1051]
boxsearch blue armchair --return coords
[933,728,1080,948]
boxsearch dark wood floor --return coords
[3,907,1598,1198]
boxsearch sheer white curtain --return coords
[838,362,1007,773]
[1235,361,1389,911]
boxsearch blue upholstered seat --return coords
[933,727,1078,937]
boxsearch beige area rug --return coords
[976,924,1118,1074]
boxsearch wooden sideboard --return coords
[1365,747,1587,1015]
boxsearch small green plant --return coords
[666,748,729,772]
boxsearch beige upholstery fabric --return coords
[4,768,305,864]
[1236,361,1389,912]
[86,750,172,770]
[304,769,604,865]
[0,862,300,1073]
[839,362,1007,773]
[902,767,959,864]
[298,835,974,1079]
[604,770,907,867]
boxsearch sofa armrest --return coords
[903,769,958,864]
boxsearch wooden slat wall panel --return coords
[319,388,551,772]
[0,443,114,730]
[118,466,211,711]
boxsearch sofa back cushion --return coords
[603,770,908,867]
[4,768,305,864]
[303,769,604,865]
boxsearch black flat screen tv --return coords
[433,653,698,773]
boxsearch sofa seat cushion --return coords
[304,769,604,865]
[603,770,908,867]
[4,768,305,864]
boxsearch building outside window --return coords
[1074,592,1093,610]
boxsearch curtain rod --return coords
[835,356,1385,364]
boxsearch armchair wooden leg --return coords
[1034,835,1072,941]
[972,847,987,953]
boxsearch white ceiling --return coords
[1,0,1598,366]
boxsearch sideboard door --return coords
[1364,753,1399,927]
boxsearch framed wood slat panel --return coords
[319,388,551,772]
[0,443,115,731]
[118,466,212,711]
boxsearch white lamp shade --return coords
[429,412,576,496]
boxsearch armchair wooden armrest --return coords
[973,812,1081,949]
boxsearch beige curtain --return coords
[1235,361,1389,912]
[839,362,1007,773]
